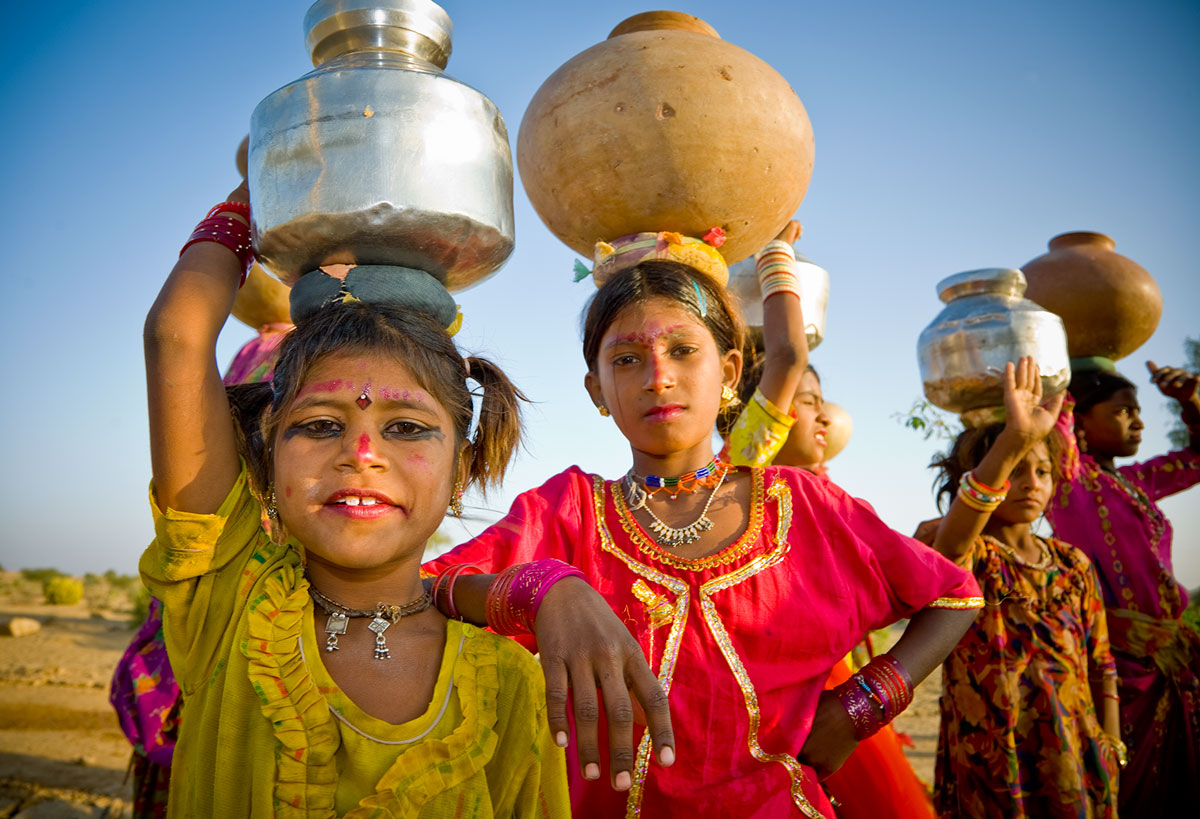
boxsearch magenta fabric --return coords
[426,464,980,818]
[109,598,180,767]
[220,322,291,387]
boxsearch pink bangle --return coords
[529,560,586,625]
[834,676,882,740]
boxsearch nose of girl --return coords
[347,432,384,470]
[645,353,675,393]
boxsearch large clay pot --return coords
[821,401,852,462]
[250,0,514,289]
[1021,232,1162,361]
[517,11,813,266]
[232,264,293,329]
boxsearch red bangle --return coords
[485,565,524,635]
[206,200,251,222]
[835,677,882,740]
[434,563,481,621]
[180,215,254,286]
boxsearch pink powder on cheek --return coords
[285,486,292,498]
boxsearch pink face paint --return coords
[605,323,687,348]
[356,433,373,461]
[285,486,292,498]
[298,378,347,398]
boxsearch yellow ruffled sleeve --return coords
[725,387,796,467]
[139,464,282,694]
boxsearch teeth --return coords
[361,498,377,506]
[337,496,382,506]
[342,497,360,506]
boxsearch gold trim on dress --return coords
[927,596,985,610]
[611,465,767,571]
[590,476,691,818]
[696,478,823,818]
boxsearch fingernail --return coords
[556,731,568,748]
[659,746,675,766]
[585,763,600,780]
[615,770,632,791]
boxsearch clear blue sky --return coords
[1,0,1197,586]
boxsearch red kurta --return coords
[427,465,982,818]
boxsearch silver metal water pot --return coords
[727,249,829,350]
[917,268,1069,424]
[249,0,514,289]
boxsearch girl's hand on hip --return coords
[797,690,859,780]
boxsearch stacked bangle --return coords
[431,563,481,621]
[957,470,1010,512]
[180,201,254,285]
[754,239,801,301]
[833,652,915,740]
[485,559,587,635]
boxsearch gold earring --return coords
[265,485,279,520]
[448,480,465,517]
[1076,427,1088,454]
[720,385,736,405]
[598,405,610,417]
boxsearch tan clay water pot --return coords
[232,263,293,329]
[821,401,852,462]
[1021,232,1162,361]
[517,10,813,266]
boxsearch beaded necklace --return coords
[984,533,1054,571]
[621,463,731,547]
[626,458,723,500]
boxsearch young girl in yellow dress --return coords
[140,179,569,817]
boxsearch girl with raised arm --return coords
[140,180,570,817]
[1045,360,1200,814]
[930,358,1119,817]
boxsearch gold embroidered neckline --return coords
[609,465,766,570]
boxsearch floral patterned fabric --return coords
[935,535,1118,818]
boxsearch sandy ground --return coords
[0,574,136,818]
[0,573,942,816]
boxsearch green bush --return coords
[43,576,84,606]
[129,584,153,628]
[1183,598,1200,637]
[22,567,63,584]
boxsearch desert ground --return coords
[0,570,942,817]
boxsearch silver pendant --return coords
[324,611,348,652]
[647,514,714,546]
[367,613,391,660]
[625,478,648,511]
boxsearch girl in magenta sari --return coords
[429,245,984,817]
[1046,361,1200,815]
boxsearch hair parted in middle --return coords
[227,301,526,501]
[581,260,748,373]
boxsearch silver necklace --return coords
[624,464,729,547]
[308,584,432,660]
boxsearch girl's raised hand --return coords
[1002,356,1064,444]
[535,577,675,791]
[1146,360,1199,405]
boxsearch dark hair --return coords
[228,301,525,498]
[1068,369,1136,416]
[930,423,1065,513]
[581,260,747,372]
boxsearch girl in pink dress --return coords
[430,244,985,818]
[1045,361,1200,814]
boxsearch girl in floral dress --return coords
[931,358,1121,817]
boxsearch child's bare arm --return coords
[754,220,808,412]
[145,181,248,513]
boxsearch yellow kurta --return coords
[140,468,568,818]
